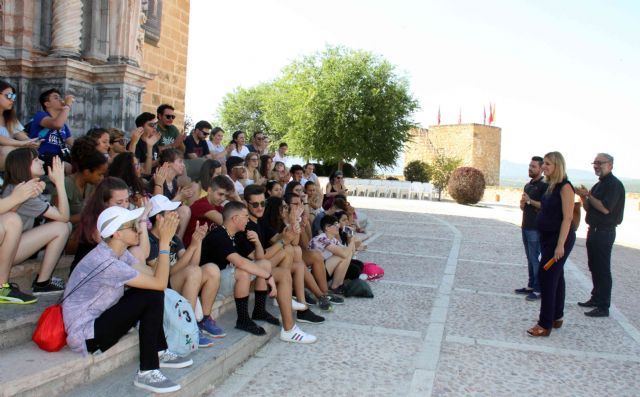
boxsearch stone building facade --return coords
[0,0,190,135]
[405,124,502,185]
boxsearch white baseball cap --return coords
[97,206,145,238]
[149,194,181,217]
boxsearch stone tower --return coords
[0,0,190,135]
[404,124,502,185]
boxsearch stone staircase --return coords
[0,256,277,397]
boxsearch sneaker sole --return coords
[32,290,64,296]
[199,343,215,348]
[319,306,334,312]
[133,380,181,393]
[279,335,317,344]
[159,358,193,369]
[296,317,325,324]
[328,300,345,305]
[0,297,38,304]
[201,329,227,338]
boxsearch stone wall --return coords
[0,0,190,134]
[404,124,502,185]
[140,0,190,129]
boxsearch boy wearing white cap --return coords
[62,207,191,393]
[147,195,226,345]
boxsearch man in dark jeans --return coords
[515,156,547,301]
[576,153,625,317]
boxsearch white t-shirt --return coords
[207,141,225,154]
[0,121,24,138]
[273,152,287,165]
[230,145,250,159]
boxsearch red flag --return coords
[437,106,441,125]
[488,103,494,125]
[458,108,461,124]
[483,106,486,124]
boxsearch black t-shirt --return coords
[522,177,548,229]
[257,218,279,248]
[147,233,184,266]
[200,227,236,270]
[234,219,266,257]
[585,173,625,227]
[184,136,210,158]
[133,139,160,165]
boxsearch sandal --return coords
[527,324,551,337]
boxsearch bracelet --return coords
[266,274,273,282]
[155,183,163,188]
[159,249,170,255]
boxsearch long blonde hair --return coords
[543,151,567,194]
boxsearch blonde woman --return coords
[527,151,576,337]
[245,152,265,185]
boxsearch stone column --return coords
[50,0,83,57]
[108,0,143,66]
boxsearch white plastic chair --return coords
[397,181,412,199]
[410,182,423,199]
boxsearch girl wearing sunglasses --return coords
[0,80,40,171]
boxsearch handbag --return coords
[32,259,113,352]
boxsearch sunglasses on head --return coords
[249,200,266,209]
[4,92,17,101]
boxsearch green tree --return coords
[265,46,419,168]
[404,160,430,182]
[429,154,462,201]
[218,84,273,137]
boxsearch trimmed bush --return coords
[448,167,486,205]
[404,160,430,182]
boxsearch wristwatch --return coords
[526,199,531,205]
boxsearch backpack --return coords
[362,262,384,281]
[343,279,374,298]
[163,288,198,357]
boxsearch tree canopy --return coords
[217,46,419,168]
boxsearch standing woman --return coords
[229,130,250,159]
[0,80,40,170]
[527,151,576,337]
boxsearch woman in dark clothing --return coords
[527,151,576,337]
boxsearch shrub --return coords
[448,167,486,205]
[355,161,376,179]
[403,160,430,182]
[316,162,355,177]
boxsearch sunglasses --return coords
[249,200,266,209]
[4,92,17,101]
[117,222,140,233]
[336,176,343,179]
[147,122,158,129]
[164,114,176,120]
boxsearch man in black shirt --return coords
[515,156,548,301]
[184,120,211,159]
[576,153,625,317]
[200,201,317,343]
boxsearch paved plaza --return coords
[211,196,640,397]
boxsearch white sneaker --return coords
[273,298,307,311]
[133,369,180,393]
[280,324,317,344]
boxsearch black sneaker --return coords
[235,320,266,335]
[304,289,317,306]
[318,295,334,312]
[329,285,345,296]
[32,278,65,295]
[297,308,325,324]
[327,293,345,305]
[0,283,38,304]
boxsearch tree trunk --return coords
[338,160,344,171]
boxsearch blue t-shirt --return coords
[29,111,72,156]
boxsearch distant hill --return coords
[500,160,640,192]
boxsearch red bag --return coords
[362,262,384,281]
[32,304,67,352]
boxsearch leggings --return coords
[86,288,166,371]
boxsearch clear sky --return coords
[185,0,640,178]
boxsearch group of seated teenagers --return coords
[0,83,368,393]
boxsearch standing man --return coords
[156,104,185,153]
[576,153,625,318]
[515,156,547,301]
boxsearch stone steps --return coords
[0,293,273,397]
[8,255,74,293]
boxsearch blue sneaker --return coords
[199,316,226,338]
[198,330,215,348]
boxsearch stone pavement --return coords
[210,197,640,397]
